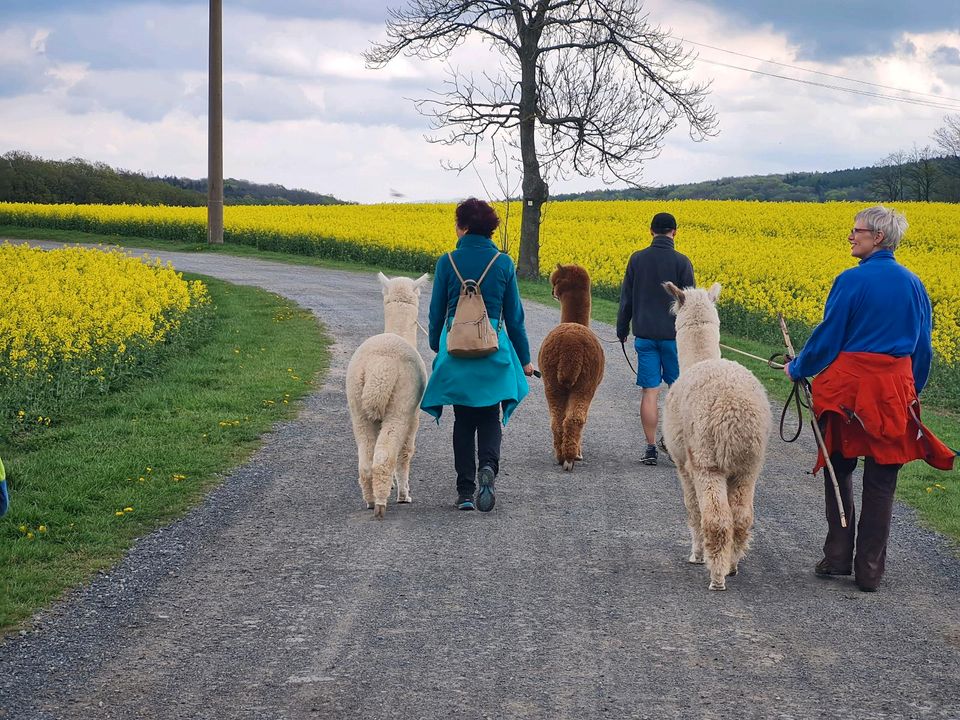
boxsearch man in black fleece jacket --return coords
[616,212,695,465]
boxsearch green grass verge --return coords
[0,274,329,632]
[1,225,956,549]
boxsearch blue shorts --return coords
[634,337,679,388]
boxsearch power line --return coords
[685,39,960,105]
[696,57,960,112]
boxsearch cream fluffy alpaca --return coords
[346,273,429,519]
[662,282,772,591]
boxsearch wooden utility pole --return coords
[207,0,224,244]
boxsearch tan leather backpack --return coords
[445,251,501,358]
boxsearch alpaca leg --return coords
[728,468,760,575]
[396,420,417,504]
[370,417,406,519]
[677,462,704,564]
[352,418,379,510]
[696,470,733,591]
[560,393,592,471]
[543,382,567,464]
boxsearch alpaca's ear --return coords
[413,273,430,293]
[662,281,685,305]
[707,282,722,303]
[557,262,563,270]
[377,272,390,292]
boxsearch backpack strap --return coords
[476,252,502,286]
[447,251,502,287]
[446,252,466,286]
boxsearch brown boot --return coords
[815,557,852,576]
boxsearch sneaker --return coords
[814,558,852,576]
[456,495,475,511]
[476,465,496,512]
[657,436,673,464]
[642,444,658,466]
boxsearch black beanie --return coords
[651,212,677,233]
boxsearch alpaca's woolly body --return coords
[345,273,428,518]
[662,283,771,590]
[539,264,605,470]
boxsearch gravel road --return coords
[1,241,959,720]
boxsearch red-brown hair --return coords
[455,197,500,238]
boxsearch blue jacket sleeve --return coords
[502,264,531,366]
[616,258,634,340]
[789,275,853,380]
[912,284,933,393]
[428,256,449,353]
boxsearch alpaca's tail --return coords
[359,361,400,420]
[706,396,770,472]
[556,350,584,388]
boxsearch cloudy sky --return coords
[1,0,959,203]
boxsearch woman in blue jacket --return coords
[421,198,535,512]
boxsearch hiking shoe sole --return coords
[476,466,496,512]
[456,498,475,511]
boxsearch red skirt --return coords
[810,352,956,473]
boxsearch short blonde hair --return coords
[855,205,908,251]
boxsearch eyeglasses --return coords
[851,227,875,234]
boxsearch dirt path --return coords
[1,242,959,720]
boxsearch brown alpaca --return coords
[538,264,605,470]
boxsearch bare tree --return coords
[933,114,960,200]
[906,144,940,202]
[365,0,717,279]
[874,150,907,202]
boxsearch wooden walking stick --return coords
[778,313,847,528]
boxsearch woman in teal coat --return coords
[421,198,535,512]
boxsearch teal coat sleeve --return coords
[428,255,450,354]
[501,261,531,366]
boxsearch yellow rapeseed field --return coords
[0,242,210,411]
[1,199,957,363]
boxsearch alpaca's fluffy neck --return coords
[560,289,591,327]
[677,323,721,371]
[383,299,419,348]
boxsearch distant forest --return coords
[554,156,960,204]
[0,151,349,206]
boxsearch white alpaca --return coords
[662,282,771,591]
[346,272,429,519]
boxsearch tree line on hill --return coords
[553,156,960,204]
[554,115,960,204]
[0,152,349,206]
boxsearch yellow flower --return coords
[38,525,47,533]
[4,199,958,364]
[0,242,210,408]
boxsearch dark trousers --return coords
[452,404,502,497]
[823,453,902,589]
